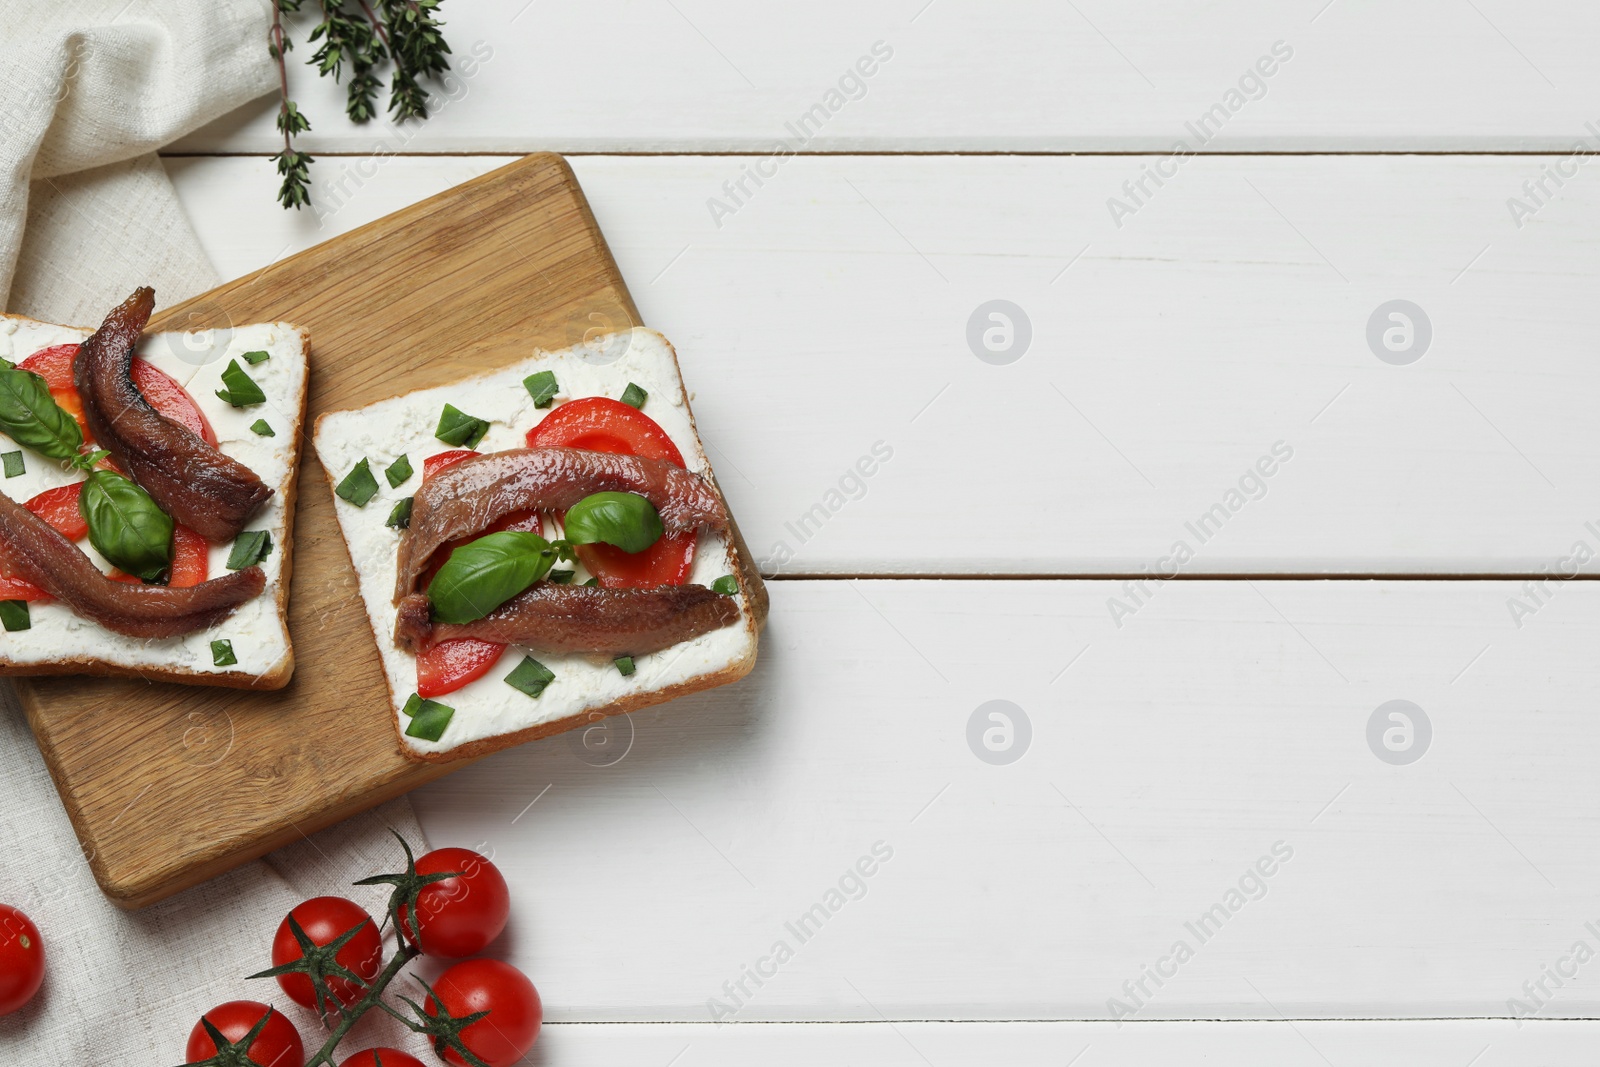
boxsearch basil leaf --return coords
[2,451,23,478]
[214,359,266,407]
[711,574,739,595]
[241,349,270,365]
[0,600,30,632]
[620,382,648,409]
[0,366,84,462]
[403,695,455,741]
[563,491,663,554]
[386,496,413,529]
[336,458,379,506]
[614,655,635,676]
[427,530,556,624]
[227,530,273,570]
[523,370,559,408]
[211,639,237,666]
[384,453,413,488]
[79,469,174,582]
[250,419,275,437]
[435,404,489,448]
[504,656,555,698]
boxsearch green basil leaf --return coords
[523,370,559,408]
[0,366,84,462]
[214,359,266,407]
[0,600,30,632]
[2,451,23,478]
[562,491,663,554]
[614,655,635,676]
[711,574,739,596]
[386,496,413,529]
[403,695,455,741]
[504,656,555,698]
[250,419,275,437]
[226,530,273,570]
[79,469,174,582]
[336,458,379,506]
[211,639,237,666]
[619,382,648,409]
[241,349,270,365]
[547,568,574,584]
[384,453,413,488]
[434,404,489,448]
[427,529,556,624]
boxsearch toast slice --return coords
[314,327,767,762]
[0,313,308,689]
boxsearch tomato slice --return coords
[525,397,695,588]
[25,483,88,540]
[423,449,479,480]
[108,524,208,587]
[19,343,217,446]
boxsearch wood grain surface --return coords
[19,154,643,908]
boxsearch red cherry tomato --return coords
[185,1001,304,1067]
[269,897,383,1012]
[425,958,541,1067]
[0,904,45,1016]
[338,1051,427,1067]
[19,343,217,446]
[525,396,696,588]
[395,848,510,958]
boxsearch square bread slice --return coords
[314,327,766,763]
[0,313,308,688]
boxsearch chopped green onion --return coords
[523,370,559,408]
[241,349,271,365]
[214,359,266,407]
[249,419,275,437]
[620,382,648,409]
[386,496,413,529]
[435,404,490,448]
[210,639,237,666]
[1,451,22,478]
[227,530,273,570]
[711,575,739,596]
[547,569,574,584]
[384,454,413,488]
[0,600,29,632]
[403,695,455,741]
[614,655,635,677]
[336,458,379,506]
[504,656,556,698]
[583,576,599,587]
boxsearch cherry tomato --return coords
[525,396,696,588]
[0,904,45,1016]
[269,897,382,1012]
[109,524,208,588]
[19,343,217,446]
[185,1001,303,1067]
[337,1051,427,1067]
[396,848,510,958]
[425,958,541,1067]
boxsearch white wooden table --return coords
[169,2,1600,1061]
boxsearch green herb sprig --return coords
[269,0,454,211]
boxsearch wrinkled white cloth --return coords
[0,3,436,1062]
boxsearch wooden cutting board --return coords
[19,154,642,908]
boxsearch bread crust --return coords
[0,319,308,690]
[317,327,767,763]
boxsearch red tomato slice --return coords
[19,343,217,446]
[0,574,47,602]
[524,396,695,588]
[423,449,478,480]
[108,524,207,587]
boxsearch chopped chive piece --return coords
[214,359,266,407]
[0,599,29,632]
[336,458,379,506]
[403,695,455,741]
[435,404,490,449]
[523,370,559,408]
[249,419,275,437]
[619,382,648,409]
[1,451,22,478]
[210,639,237,666]
[386,496,414,529]
[583,576,599,587]
[504,655,556,698]
[614,655,635,677]
[227,530,273,570]
[547,568,574,585]
[384,454,413,488]
[711,575,739,596]
[241,349,270,365]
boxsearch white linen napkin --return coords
[0,3,436,1061]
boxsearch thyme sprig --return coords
[268,0,454,209]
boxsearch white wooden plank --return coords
[168,154,1600,574]
[525,1020,1594,1065]
[412,580,1600,1021]
[172,0,1600,153]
